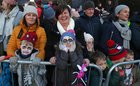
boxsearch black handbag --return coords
[0,41,4,56]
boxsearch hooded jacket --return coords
[7,19,47,60]
[10,48,47,86]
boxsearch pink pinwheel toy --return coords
[72,64,87,86]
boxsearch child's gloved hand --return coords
[59,44,68,53]
[32,57,41,66]
[68,42,76,52]
[9,57,18,65]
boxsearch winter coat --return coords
[7,19,47,60]
[10,49,47,86]
[55,42,83,86]
[0,5,23,54]
[76,14,102,50]
[89,57,112,86]
[42,19,56,60]
[109,68,126,86]
[43,21,88,59]
[110,65,140,86]
[99,21,124,55]
[130,13,140,60]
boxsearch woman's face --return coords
[58,9,70,24]
[1,0,9,10]
[25,13,37,26]
[116,7,130,21]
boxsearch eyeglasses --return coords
[62,38,74,43]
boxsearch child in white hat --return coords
[84,32,94,52]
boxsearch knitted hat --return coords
[84,32,94,42]
[43,5,55,20]
[60,31,76,41]
[23,5,38,17]
[3,0,17,5]
[115,5,128,15]
[82,1,95,10]
[107,40,127,61]
[21,32,37,46]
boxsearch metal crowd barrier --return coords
[105,60,140,86]
[88,64,103,86]
[1,60,103,86]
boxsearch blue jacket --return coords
[0,63,12,86]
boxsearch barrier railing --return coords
[2,60,103,86]
[88,64,103,86]
[105,60,140,86]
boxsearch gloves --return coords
[9,56,18,65]
[68,42,76,52]
[32,57,41,66]
[59,43,68,53]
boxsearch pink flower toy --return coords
[72,64,87,86]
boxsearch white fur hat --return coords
[84,32,94,42]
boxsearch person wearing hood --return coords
[55,31,83,86]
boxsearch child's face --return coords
[20,40,33,55]
[86,39,94,51]
[96,59,107,70]
[125,54,134,62]
[86,41,93,47]
[112,57,125,64]
[62,36,75,48]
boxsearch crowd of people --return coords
[0,0,140,86]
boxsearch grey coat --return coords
[10,49,47,86]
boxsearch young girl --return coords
[55,31,83,86]
[84,32,95,61]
